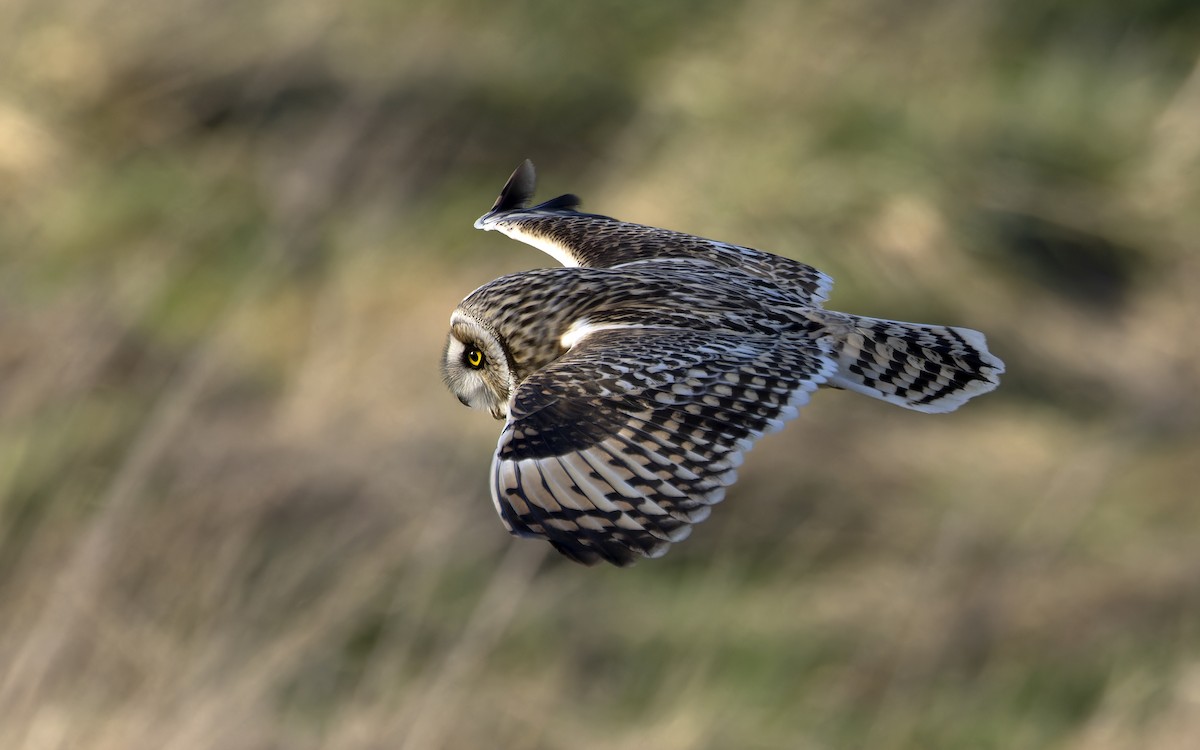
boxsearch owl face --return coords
[442,310,515,420]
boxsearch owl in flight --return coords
[443,160,1004,566]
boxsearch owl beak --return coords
[457,394,471,407]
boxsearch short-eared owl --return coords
[444,161,1003,566]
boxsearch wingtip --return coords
[475,159,537,230]
[531,193,582,211]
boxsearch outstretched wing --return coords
[475,160,832,304]
[490,326,837,566]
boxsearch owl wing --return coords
[490,326,837,566]
[475,161,832,305]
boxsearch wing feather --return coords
[490,327,836,565]
[475,162,832,304]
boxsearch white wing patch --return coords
[476,217,581,268]
[560,319,645,350]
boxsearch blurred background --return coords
[2,1,1199,748]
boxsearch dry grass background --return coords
[2,1,1199,748]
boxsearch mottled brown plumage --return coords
[443,160,1004,566]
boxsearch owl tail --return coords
[819,313,1005,413]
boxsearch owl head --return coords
[442,310,516,420]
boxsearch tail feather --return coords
[821,313,1004,413]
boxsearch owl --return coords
[443,160,1004,566]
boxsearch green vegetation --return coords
[2,1,1198,747]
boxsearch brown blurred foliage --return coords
[1,1,1199,748]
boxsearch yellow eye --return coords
[465,346,484,369]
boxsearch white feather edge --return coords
[476,216,581,268]
[559,319,645,350]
